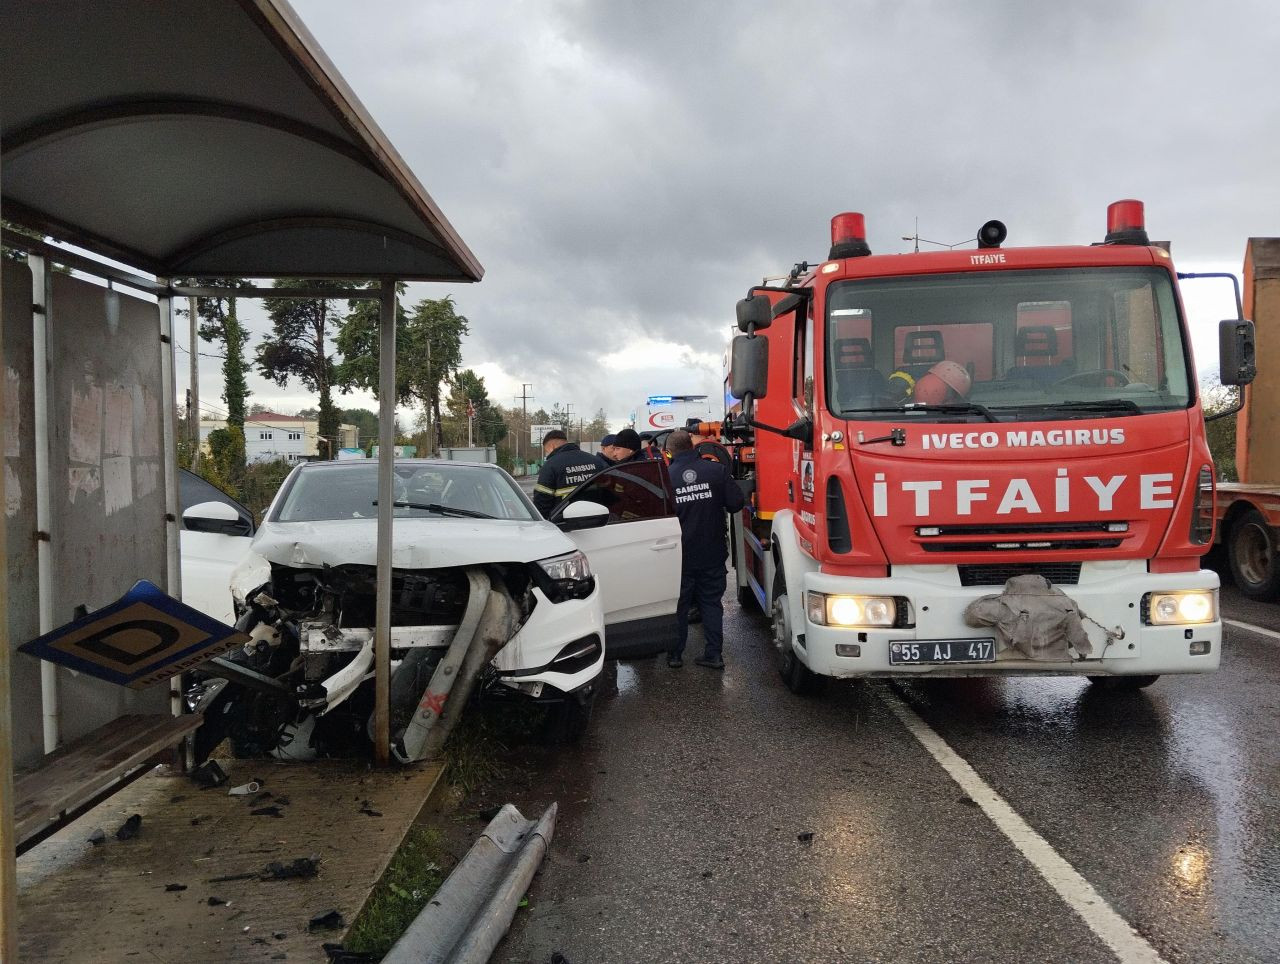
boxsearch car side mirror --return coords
[730,334,769,401]
[1219,319,1256,386]
[183,500,252,536]
[555,500,610,531]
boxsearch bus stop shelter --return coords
[0,0,483,954]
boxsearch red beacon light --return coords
[829,212,872,259]
[1105,199,1149,245]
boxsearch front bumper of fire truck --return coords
[798,560,1220,678]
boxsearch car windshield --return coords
[271,462,538,523]
[824,267,1192,421]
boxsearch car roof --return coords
[298,458,501,470]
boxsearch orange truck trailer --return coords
[720,201,1257,693]
[1214,238,1280,598]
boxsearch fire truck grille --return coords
[923,537,1123,553]
[916,521,1121,536]
[958,563,1083,587]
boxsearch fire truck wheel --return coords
[1227,508,1280,600]
[1087,674,1160,691]
[771,569,825,696]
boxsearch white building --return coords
[199,412,359,464]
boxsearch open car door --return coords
[551,460,681,658]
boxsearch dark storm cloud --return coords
[280,0,1280,420]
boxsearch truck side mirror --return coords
[736,296,773,333]
[1219,319,1256,386]
[730,334,769,400]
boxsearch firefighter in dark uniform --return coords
[532,429,607,517]
[665,429,745,669]
[609,428,647,465]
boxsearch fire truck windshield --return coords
[824,267,1192,422]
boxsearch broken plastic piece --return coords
[308,909,345,931]
[191,760,228,789]
[228,781,262,796]
[165,883,187,892]
[251,805,284,818]
[115,814,142,841]
[261,856,320,880]
[87,828,106,846]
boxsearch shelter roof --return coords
[0,0,482,282]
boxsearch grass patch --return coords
[344,825,451,957]
[444,700,545,793]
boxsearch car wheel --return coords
[545,688,595,745]
[1087,674,1160,691]
[771,568,824,696]
[1227,508,1280,600]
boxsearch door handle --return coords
[649,538,678,551]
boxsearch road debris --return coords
[251,805,285,818]
[228,781,262,796]
[797,831,815,844]
[164,883,187,892]
[115,814,142,841]
[207,896,228,906]
[308,909,345,931]
[87,828,106,846]
[191,760,228,789]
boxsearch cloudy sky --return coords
[192,0,1280,430]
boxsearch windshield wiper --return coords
[372,500,494,519]
[1023,398,1143,416]
[840,401,999,423]
[899,402,1000,423]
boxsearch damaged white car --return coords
[181,459,681,763]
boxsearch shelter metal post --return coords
[188,296,199,470]
[374,280,397,766]
[1,202,19,962]
[158,283,184,719]
[30,254,59,752]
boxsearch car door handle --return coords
[650,538,678,551]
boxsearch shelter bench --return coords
[12,712,202,855]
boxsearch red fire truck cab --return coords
[723,202,1256,693]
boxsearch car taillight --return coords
[1190,465,1214,545]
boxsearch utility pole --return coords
[188,295,200,469]
[515,382,533,475]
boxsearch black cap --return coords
[542,429,567,444]
[614,428,642,452]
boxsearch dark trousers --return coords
[673,564,727,660]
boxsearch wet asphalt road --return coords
[493,583,1280,964]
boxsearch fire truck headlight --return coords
[806,592,896,627]
[1145,591,1216,626]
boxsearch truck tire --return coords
[1227,508,1280,600]
[771,569,824,696]
[1088,674,1160,691]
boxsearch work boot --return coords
[667,655,683,669]
[694,656,725,670]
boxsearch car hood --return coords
[249,517,575,569]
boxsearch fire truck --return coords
[719,201,1256,693]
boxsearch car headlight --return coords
[806,591,896,628]
[1144,591,1216,625]
[532,551,595,602]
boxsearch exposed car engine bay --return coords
[186,561,539,764]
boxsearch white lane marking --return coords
[1224,618,1280,643]
[880,689,1167,964]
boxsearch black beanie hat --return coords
[614,428,642,452]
